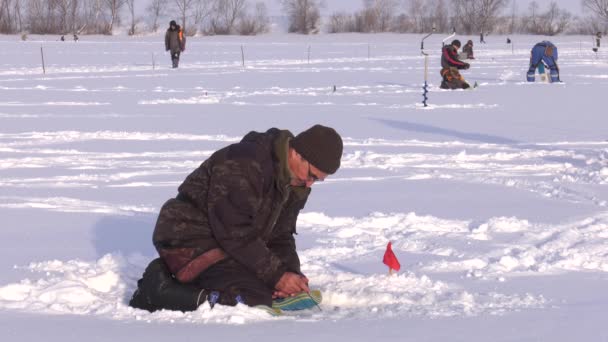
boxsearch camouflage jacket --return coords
[153,128,310,288]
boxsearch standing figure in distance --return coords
[165,20,186,68]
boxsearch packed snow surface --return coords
[1,33,608,341]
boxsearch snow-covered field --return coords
[1,33,608,341]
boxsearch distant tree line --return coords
[0,0,270,35]
[327,0,608,35]
[0,0,606,36]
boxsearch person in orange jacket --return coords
[165,20,186,68]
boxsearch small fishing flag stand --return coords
[420,25,435,107]
[383,242,401,275]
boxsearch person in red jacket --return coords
[440,40,471,90]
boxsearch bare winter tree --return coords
[0,0,13,33]
[174,0,196,33]
[210,0,246,34]
[104,0,126,33]
[80,0,105,34]
[451,0,509,34]
[70,0,80,33]
[53,0,77,33]
[192,0,212,34]
[327,11,355,33]
[582,0,608,22]
[391,13,412,32]
[13,0,24,32]
[237,1,269,35]
[363,0,398,32]
[252,2,270,33]
[525,0,540,33]
[508,0,517,33]
[281,0,323,34]
[146,0,168,32]
[525,1,571,35]
[570,14,606,34]
[521,1,540,33]
[125,0,136,35]
[326,0,446,33]
[1,0,27,33]
[407,0,431,33]
[540,2,571,35]
[25,0,54,33]
[432,0,449,33]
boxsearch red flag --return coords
[383,242,401,271]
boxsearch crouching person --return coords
[460,40,474,60]
[129,125,343,312]
[440,39,471,90]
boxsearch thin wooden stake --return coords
[307,45,311,64]
[40,46,46,75]
[241,45,245,68]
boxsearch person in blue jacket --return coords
[527,41,560,83]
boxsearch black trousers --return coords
[171,51,181,68]
[194,258,274,307]
[129,258,273,312]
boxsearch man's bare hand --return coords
[272,290,289,299]
[275,272,310,296]
[273,275,309,298]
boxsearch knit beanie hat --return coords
[291,125,343,174]
[452,39,461,48]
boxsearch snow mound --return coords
[0,253,545,322]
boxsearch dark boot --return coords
[129,258,206,312]
[171,52,180,68]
